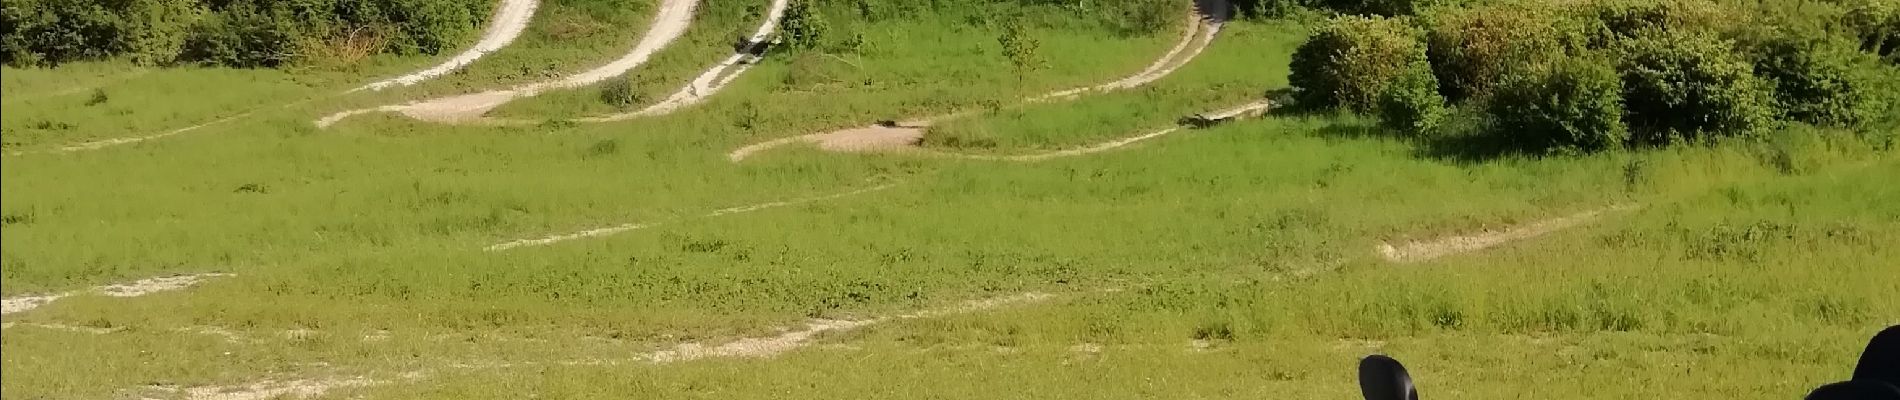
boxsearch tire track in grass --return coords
[736,100,1272,162]
[1376,204,1641,263]
[352,0,541,92]
[316,0,702,127]
[1,273,233,315]
[727,6,1228,162]
[485,181,899,251]
[120,292,1052,398]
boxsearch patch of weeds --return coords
[1,212,36,226]
[234,183,270,194]
[85,89,108,106]
[583,139,619,158]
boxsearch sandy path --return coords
[354,0,541,92]
[730,98,1268,163]
[121,292,1048,399]
[580,0,793,121]
[317,0,701,126]
[1377,205,1638,263]
[727,9,1224,162]
[1,273,231,315]
[486,181,898,251]
[648,292,1052,362]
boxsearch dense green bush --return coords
[179,2,303,67]
[1376,62,1448,134]
[1487,57,1628,153]
[1615,31,1776,145]
[1743,33,1878,126]
[1232,0,1310,19]
[0,0,199,66]
[1289,15,1429,112]
[1425,3,1587,101]
[2,0,484,67]
[1113,0,1183,36]
[1843,0,1899,61]
[1590,0,1746,43]
[782,0,831,50]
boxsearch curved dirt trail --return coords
[580,0,793,121]
[1377,205,1639,263]
[354,0,541,92]
[1,273,232,315]
[486,181,898,251]
[727,9,1225,162]
[317,0,701,127]
[729,99,1268,163]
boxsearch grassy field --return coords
[2,1,1898,399]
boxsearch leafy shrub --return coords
[1616,31,1776,145]
[1843,0,1899,61]
[1111,0,1183,36]
[3,0,483,67]
[1290,15,1429,112]
[0,0,198,66]
[599,76,640,108]
[179,3,304,67]
[1487,57,1629,153]
[1591,0,1747,43]
[1317,0,1466,17]
[1376,63,1448,135]
[781,0,831,50]
[1232,0,1310,19]
[1742,33,1877,126]
[1425,3,1588,101]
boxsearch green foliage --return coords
[1290,15,1428,112]
[781,0,831,50]
[1843,0,1900,61]
[1487,57,1629,153]
[1111,0,1183,36]
[1590,0,1748,43]
[998,18,1047,81]
[0,0,199,66]
[1376,62,1447,134]
[1233,0,1311,19]
[1424,3,1586,101]
[598,76,640,108]
[1615,30,1776,145]
[2,0,485,67]
[1742,32,1878,126]
[178,2,304,67]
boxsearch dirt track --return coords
[581,0,794,121]
[486,181,899,251]
[355,0,541,91]
[1377,205,1638,263]
[1,273,231,315]
[316,0,701,127]
[726,7,1227,162]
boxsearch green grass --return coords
[3,4,1899,399]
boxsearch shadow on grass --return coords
[1301,112,1533,164]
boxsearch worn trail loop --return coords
[727,7,1226,162]
[317,0,701,127]
[486,181,898,251]
[580,0,794,121]
[355,0,541,91]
